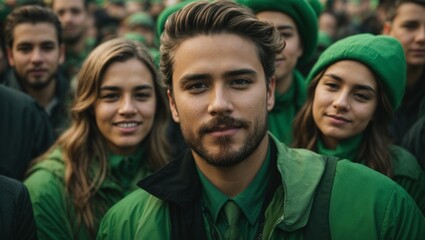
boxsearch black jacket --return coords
[0,175,37,239]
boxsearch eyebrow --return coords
[179,68,258,86]
[16,40,56,46]
[276,25,295,31]
[324,73,377,93]
[99,85,153,91]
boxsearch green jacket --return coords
[24,147,152,240]
[268,70,307,145]
[97,134,425,239]
[402,116,425,171]
[390,145,425,215]
[318,138,425,215]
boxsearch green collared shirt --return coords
[197,146,271,239]
[108,147,149,193]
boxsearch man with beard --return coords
[236,0,318,145]
[4,5,71,137]
[51,0,95,82]
[97,1,425,239]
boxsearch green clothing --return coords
[402,116,425,170]
[268,70,306,144]
[97,134,425,239]
[198,146,271,239]
[24,147,152,240]
[317,137,425,215]
[63,37,96,81]
[391,145,425,215]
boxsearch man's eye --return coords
[231,79,251,88]
[17,46,31,52]
[187,82,208,93]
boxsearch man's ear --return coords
[267,76,275,111]
[59,44,65,65]
[382,21,392,35]
[6,47,15,67]
[167,89,180,123]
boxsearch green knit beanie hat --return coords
[155,0,197,45]
[237,0,318,67]
[307,34,406,110]
[127,12,155,29]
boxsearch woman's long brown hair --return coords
[31,38,170,237]
[292,69,393,177]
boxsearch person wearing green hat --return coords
[97,2,424,239]
[292,33,425,214]
[237,0,318,145]
[122,12,155,48]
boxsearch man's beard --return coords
[181,114,268,167]
[64,32,84,45]
[16,71,56,90]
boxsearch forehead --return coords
[323,60,377,88]
[101,58,154,86]
[256,11,297,29]
[12,23,59,46]
[394,2,425,21]
[171,33,264,83]
[53,0,85,11]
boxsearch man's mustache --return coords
[199,115,249,134]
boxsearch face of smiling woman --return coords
[312,60,378,149]
[94,58,157,155]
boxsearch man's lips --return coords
[206,126,240,137]
[28,69,47,76]
[28,69,46,73]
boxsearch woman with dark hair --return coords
[24,38,171,239]
[293,34,425,214]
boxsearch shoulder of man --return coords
[97,188,170,240]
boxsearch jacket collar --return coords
[271,134,326,231]
[137,149,202,207]
[139,133,327,232]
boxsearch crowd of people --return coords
[0,0,424,239]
